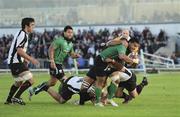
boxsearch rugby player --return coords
[5,18,39,105]
[30,25,80,96]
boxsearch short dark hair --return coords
[21,17,35,29]
[64,25,73,32]
[129,37,140,44]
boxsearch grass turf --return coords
[0,72,180,117]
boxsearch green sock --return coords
[95,87,102,103]
[107,82,117,99]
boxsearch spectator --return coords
[0,27,170,68]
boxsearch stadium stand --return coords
[0,27,175,69]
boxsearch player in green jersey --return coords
[29,26,80,98]
[102,37,148,106]
[79,33,138,107]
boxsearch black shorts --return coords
[8,63,29,76]
[59,79,74,101]
[118,72,137,92]
[49,63,65,80]
[86,55,114,80]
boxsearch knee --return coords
[102,82,107,88]
[49,82,56,86]
[48,79,57,86]
[96,78,106,87]
[28,78,35,85]
[115,91,123,97]
[59,96,66,104]
[129,92,138,98]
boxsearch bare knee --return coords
[48,82,56,87]
[58,95,66,104]
[96,77,106,89]
[28,78,35,85]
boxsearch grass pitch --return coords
[0,72,180,117]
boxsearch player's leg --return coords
[81,76,95,92]
[79,66,96,105]
[4,81,22,104]
[14,71,34,98]
[11,70,34,105]
[5,63,33,105]
[77,92,95,105]
[115,87,131,104]
[47,88,66,103]
[106,71,120,106]
[136,77,148,95]
[79,76,95,105]
[115,87,124,97]
[106,67,132,106]
[129,76,148,98]
[32,64,65,95]
[94,76,107,107]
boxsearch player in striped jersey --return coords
[4,18,39,105]
[29,76,95,104]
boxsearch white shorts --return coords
[14,71,33,82]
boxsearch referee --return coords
[4,17,39,105]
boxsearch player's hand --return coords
[72,53,81,58]
[50,61,56,69]
[30,58,40,66]
[75,53,81,58]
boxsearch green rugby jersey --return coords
[51,36,73,64]
[100,44,127,61]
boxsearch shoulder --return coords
[53,37,65,43]
[16,30,25,38]
[116,44,127,51]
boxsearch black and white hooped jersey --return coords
[65,76,94,94]
[7,30,28,64]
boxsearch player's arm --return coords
[117,43,138,65]
[105,58,124,71]
[48,39,59,69]
[48,44,55,62]
[119,54,133,64]
[106,37,122,46]
[16,33,39,65]
[102,31,130,47]
[17,48,39,65]
[69,49,80,58]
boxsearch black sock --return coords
[79,92,85,105]
[136,83,144,95]
[82,92,92,102]
[79,91,89,105]
[14,81,32,98]
[6,84,19,102]
[42,82,50,91]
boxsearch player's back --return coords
[66,76,84,93]
[100,44,127,60]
